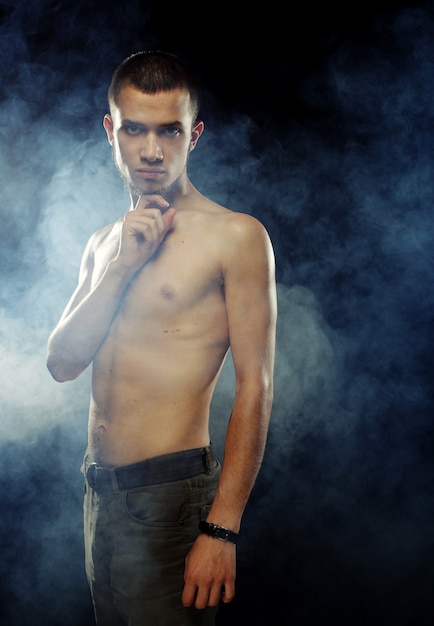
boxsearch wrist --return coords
[198,521,240,545]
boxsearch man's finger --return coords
[134,193,170,211]
[221,583,235,604]
[181,582,197,607]
[207,585,222,607]
[193,586,211,610]
[163,207,176,227]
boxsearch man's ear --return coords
[189,120,204,152]
[103,114,114,145]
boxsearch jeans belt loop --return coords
[204,446,213,474]
[109,468,120,492]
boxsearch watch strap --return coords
[198,520,240,544]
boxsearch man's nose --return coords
[139,135,163,162]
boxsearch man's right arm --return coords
[47,195,176,382]
[46,231,133,382]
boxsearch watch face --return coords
[214,525,228,540]
[210,523,222,537]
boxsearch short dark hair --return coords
[108,50,201,121]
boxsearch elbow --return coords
[46,361,69,383]
[237,373,274,412]
[258,374,274,417]
[47,367,70,383]
[263,381,274,414]
[46,353,81,383]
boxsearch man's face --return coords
[103,85,203,197]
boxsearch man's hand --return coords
[116,194,176,273]
[182,533,236,609]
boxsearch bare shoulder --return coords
[198,195,271,245]
[80,220,121,265]
[224,210,270,239]
[87,220,120,250]
[78,220,121,279]
[215,207,274,261]
[191,193,274,273]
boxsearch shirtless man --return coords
[47,51,276,626]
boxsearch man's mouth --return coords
[135,168,164,181]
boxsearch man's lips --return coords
[135,168,164,180]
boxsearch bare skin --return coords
[47,85,277,610]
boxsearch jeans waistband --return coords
[84,445,216,493]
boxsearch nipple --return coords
[160,283,176,299]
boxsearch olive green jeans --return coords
[83,447,221,626]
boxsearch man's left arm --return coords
[182,214,277,609]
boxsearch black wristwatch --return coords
[198,520,240,544]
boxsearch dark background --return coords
[0,1,433,624]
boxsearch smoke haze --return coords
[1,1,433,624]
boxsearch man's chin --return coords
[128,182,163,197]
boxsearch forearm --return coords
[47,260,132,382]
[207,378,273,532]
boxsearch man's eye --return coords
[124,125,141,135]
[162,127,181,137]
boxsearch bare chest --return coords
[94,221,224,325]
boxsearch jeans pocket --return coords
[124,485,187,528]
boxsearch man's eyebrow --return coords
[121,118,183,127]
[121,118,144,126]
